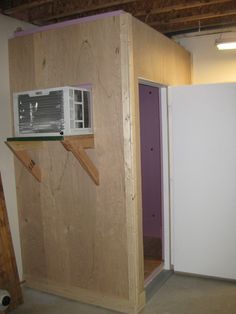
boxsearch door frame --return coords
[138,78,171,270]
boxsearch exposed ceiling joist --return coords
[1,0,236,36]
[160,19,236,35]
[151,9,236,26]
[135,0,233,17]
[4,0,53,14]
[32,0,141,23]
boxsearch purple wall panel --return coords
[139,84,162,239]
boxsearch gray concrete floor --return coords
[12,274,236,314]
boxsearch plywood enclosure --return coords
[8,12,191,314]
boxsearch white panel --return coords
[160,87,170,270]
[170,83,236,279]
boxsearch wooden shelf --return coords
[5,135,99,185]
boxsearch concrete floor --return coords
[12,274,236,314]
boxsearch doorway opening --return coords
[138,82,168,284]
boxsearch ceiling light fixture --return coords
[215,38,236,50]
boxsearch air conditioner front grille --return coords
[18,90,64,134]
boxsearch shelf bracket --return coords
[5,141,42,182]
[61,135,99,185]
[6,135,99,185]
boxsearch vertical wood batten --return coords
[120,13,146,313]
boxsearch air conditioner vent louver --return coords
[13,86,93,137]
[18,91,64,134]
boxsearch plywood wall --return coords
[9,14,132,313]
[125,16,192,301]
[132,18,192,85]
[8,12,191,314]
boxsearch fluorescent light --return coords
[215,38,236,50]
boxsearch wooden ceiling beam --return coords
[4,0,53,14]
[135,0,233,17]
[3,0,236,35]
[32,0,141,23]
[158,18,236,35]
[151,9,236,26]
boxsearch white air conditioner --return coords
[13,86,93,137]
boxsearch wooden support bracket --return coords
[6,135,99,185]
[5,141,42,182]
[61,135,99,185]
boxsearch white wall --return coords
[0,14,33,279]
[170,82,236,279]
[175,31,236,84]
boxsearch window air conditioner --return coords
[13,86,92,137]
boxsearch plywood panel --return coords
[132,19,191,86]
[9,14,129,310]
[125,16,192,302]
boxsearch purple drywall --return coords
[13,10,124,38]
[139,84,162,239]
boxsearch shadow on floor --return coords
[12,274,236,314]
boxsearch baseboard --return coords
[174,271,236,283]
[145,270,173,301]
